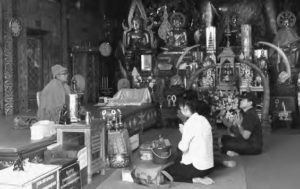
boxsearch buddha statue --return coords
[166,13,187,50]
[126,17,151,51]
[221,14,241,47]
[229,14,241,46]
[124,16,152,72]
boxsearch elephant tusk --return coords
[257,41,291,80]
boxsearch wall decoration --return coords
[9,18,22,37]
[158,6,172,41]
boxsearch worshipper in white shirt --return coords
[164,96,214,185]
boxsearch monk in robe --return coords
[37,64,71,122]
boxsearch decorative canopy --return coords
[218,46,235,65]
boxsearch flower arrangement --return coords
[134,75,156,90]
[199,90,240,125]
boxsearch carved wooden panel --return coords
[27,37,42,110]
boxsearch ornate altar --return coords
[170,18,273,130]
[217,45,238,92]
[98,104,158,151]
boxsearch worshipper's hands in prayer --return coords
[179,123,184,134]
[218,109,233,128]
[233,112,243,128]
[177,109,187,123]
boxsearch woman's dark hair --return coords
[196,100,211,117]
[178,97,198,113]
[178,90,198,113]
[178,90,211,116]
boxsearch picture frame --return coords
[254,49,268,60]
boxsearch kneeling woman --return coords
[165,97,214,185]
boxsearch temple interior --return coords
[0,0,300,188]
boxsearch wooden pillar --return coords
[3,0,15,115]
[0,1,4,115]
[61,0,69,69]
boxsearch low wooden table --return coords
[0,116,56,165]
[55,120,106,184]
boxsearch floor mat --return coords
[97,157,246,189]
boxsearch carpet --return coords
[97,157,246,189]
[96,128,246,189]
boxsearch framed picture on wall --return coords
[141,54,152,71]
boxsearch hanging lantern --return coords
[99,42,112,57]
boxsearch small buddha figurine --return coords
[166,14,187,50]
[229,14,241,46]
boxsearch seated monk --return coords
[37,64,71,122]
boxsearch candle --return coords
[282,102,286,113]
[241,24,252,59]
[101,77,104,88]
[106,77,108,88]
[206,26,216,53]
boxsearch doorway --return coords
[27,36,43,110]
